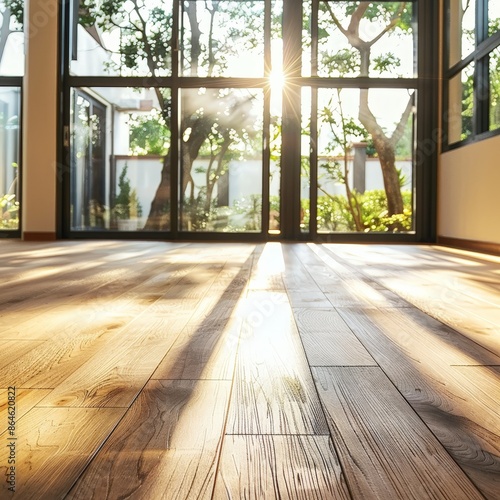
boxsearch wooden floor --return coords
[0,240,499,499]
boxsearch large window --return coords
[446,0,500,145]
[300,1,418,235]
[0,2,22,234]
[63,0,435,240]
[66,0,282,236]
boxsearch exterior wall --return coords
[438,134,500,245]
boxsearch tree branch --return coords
[367,2,406,47]
[347,2,369,37]
[323,2,349,38]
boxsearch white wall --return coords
[22,0,58,238]
[438,134,500,245]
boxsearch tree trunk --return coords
[143,156,171,230]
[358,89,404,216]
[0,8,12,64]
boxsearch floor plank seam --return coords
[282,249,357,500]
[209,248,259,500]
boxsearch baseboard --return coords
[437,236,500,257]
[23,232,57,242]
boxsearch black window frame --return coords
[444,0,500,149]
[59,0,438,243]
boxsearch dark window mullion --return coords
[475,0,490,135]
[281,0,303,239]
[310,87,318,239]
[170,0,180,236]
[475,54,490,134]
[262,0,272,236]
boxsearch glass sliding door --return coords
[0,87,20,232]
[62,0,435,241]
[0,2,23,235]
[302,1,418,235]
[312,87,415,233]
[65,0,282,237]
[70,87,171,232]
[180,87,264,233]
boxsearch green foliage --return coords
[129,112,170,155]
[114,165,143,221]
[322,49,360,75]
[3,0,23,26]
[490,50,500,130]
[373,53,401,73]
[345,2,413,30]
[0,193,19,229]
[81,0,172,75]
[461,70,475,140]
[307,190,412,233]
[489,18,500,38]
[182,193,264,232]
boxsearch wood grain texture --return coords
[313,366,484,500]
[0,388,51,434]
[0,406,126,499]
[337,307,500,499]
[0,241,498,498]
[38,313,183,407]
[322,243,500,356]
[214,435,351,499]
[67,380,231,500]
[292,308,376,366]
[287,290,332,308]
[152,257,252,381]
[227,293,329,435]
[378,307,500,367]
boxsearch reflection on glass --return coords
[490,47,500,131]
[0,87,20,230]
[180,88,264,232]
[317,2,416,78]
[71,0,173,77]
[302,0,312,77]
[181,1,265,77]
[301,87,311,233]
[269,89,282,234]
[448,63,474,143]
[489,0,500,37]
[0,5,23,76]
[315,88,414,233]
[449,0,476,67]
[70,87,171,231]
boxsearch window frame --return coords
[444,0,500,149]
[59,0,438,243]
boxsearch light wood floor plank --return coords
[227,293,329,435]
[38,314,183,407]
[0,388,51,434]
[322,244,500,355]
[214,435,351,499]
[313,366,483,500]
[152,256,252,381]
[67,380,231,500]
[292,308,376,366]
[0,406,126,499]
[338,307,500,498]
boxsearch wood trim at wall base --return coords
[437,236,500,257]
[23,232,58,242]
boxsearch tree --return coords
[319,1,415,219]
[318,89,368,231]
[0,0,22,64]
